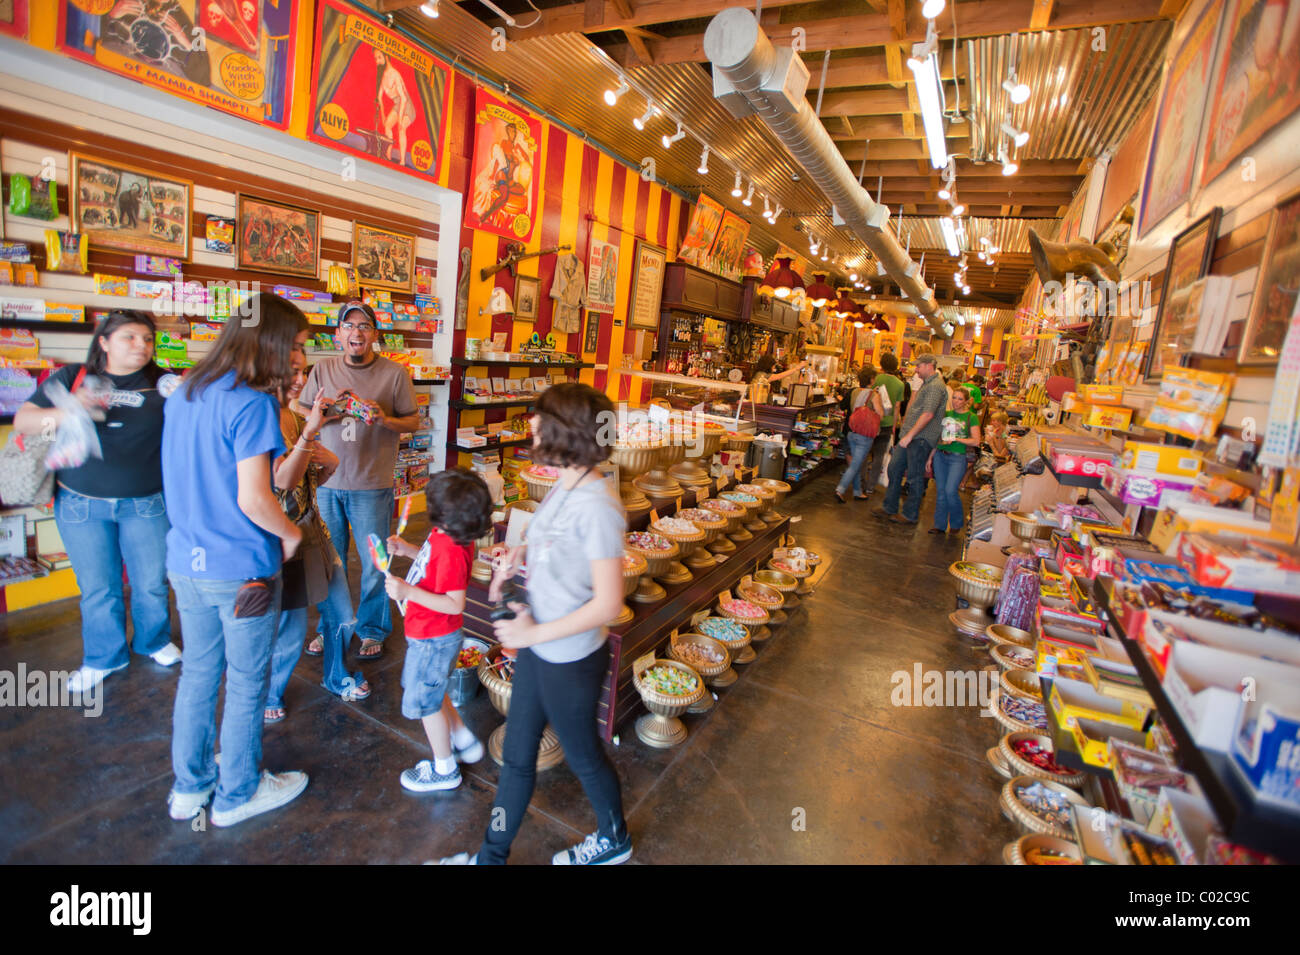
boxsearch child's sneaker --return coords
[453,736,484,764]
[401,759,461,793]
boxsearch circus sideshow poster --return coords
[464,88,542,242]
[309,0,452,181]
[677,194,723,267]
[587,238,619,314]
[57,0,299,130]
[705,209,750,277]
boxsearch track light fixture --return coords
[419,0,440,17]
[731,171,743,197]
[921,0,946,18]
[742,183,754,206]
[633,104,656,130]
[1003,70,1030,105]
[662,123,685,148]
[697,145,710,174]
[1001,121,1030,148]
[999,145,1018,176]
[604,79,628,106]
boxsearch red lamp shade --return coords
[805,272,835,308]
[831,288,859,318]
[760,256,805,299]
[872,314,891,332]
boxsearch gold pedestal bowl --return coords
[949,561,1004,633]
[736,578,785,635]
[734,483,778,527]
[635,444,684,511]
[716,597,769,662]
[609,442,665,520]
[478,646,564,771]
[668,633,730,713]
[649,518,704,585]
[675,508,727,572]
[612,552,647,628]
[696,616,752,672]
[633,660,706,748]
[520,465,560,503]
[724,430,755,455]
[718,490,761,539]
[754,568,799,610]
[668,424,714,489]
[625,531,679,604]
[699,498,745,554]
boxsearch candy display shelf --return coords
[446,436,532,452]
[452,357,593,369]
[1044,459,1104,489]
[450,397,537,411]
[1091,581,1300,863]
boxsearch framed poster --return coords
[787,383,810,409]
[706,210,750,277]
[309,0,452,181]
[629,241,666,331]
[353,222,415,292]
[677,194,723,266]
[583,310,601,354]
[1137,1,1220,237]
[587,238,619,314]
[58,1,299,130]
[69,153,192,259]
[514,274,540,322]
[1146,208,1222,381]
[1241,190,1300,366]
[236,194,321,280]
[1201,0,1300,187]
[464,88,542,242]
[0,0,27,39]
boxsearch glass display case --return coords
[802,344,843,400]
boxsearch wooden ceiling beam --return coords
[1030,0,1056,29]
[853,158,1088,178]
[837,137,970,161]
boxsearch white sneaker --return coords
[400,759,462,793]
[453,736,485,763]
[150,643,183,667]
[68,662,127,694]
[210,770,308,828]
[167,785,215,820]
[431,852,477,865]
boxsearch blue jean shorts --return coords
[400,631,463,719]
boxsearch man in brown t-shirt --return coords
[298,302,420,658]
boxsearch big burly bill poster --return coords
[57,0,299,130]
[309,0,451,181]
[464,88,542,243]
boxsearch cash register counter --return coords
[461,474,790,742]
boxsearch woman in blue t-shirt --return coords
[14,310,177,694]
[162,293,313,829]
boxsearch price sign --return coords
[633,651,656,678]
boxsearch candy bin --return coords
[736,576,785,633]
[633,660,706,748]
[715,596,769,662]
[998,732,1086,788]
[722,488,766,534]
[625,531,679,604]
[989,642,1037,672]
[668,419,715,490]
[990,687,1050,736]
[520,464,559,503]
[607,440,659,522]
[724,430,754,454]
[448,638,490,707]
[668,633,731,712]
[735,482,779,525]
[699,497,744,554]
[633,445,684,512]
[1003,834,1083,865]
[985,624,1034,651]
[1000,668,1042,702]
[754,568,799,610]
[675,507,728,572]
[478,645,564,770]
[696,617,750,677]
[614,552,647,627]
[753,477,790,506]
[649,516,704,585]
[948,561,1003,634]
[999,775,1091,839]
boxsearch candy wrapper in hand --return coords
[42,378,106,471]
[45,230,89,274]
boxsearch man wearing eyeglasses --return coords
[298,302,421,659]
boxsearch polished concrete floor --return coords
[0,471,1021,864]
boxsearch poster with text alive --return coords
[464,88,542,243]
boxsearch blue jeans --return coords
[932,450,968,532]
[836,432,873,496]
[169,573,281,812]
[316,486,394,644]
[55,487,171,670]
[881,437,933,522]
[268,557,360,709]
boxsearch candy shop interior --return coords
[0,0,1298,881]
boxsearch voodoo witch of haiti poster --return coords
[308,0,451,182]
[463,88,542,244]
[57,0,299,130]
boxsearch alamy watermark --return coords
[0,664,103,717]
[593,403,719,457]
[890,663,999,717]
[1041,275,1152,322]
[150,277,263,325]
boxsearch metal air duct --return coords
[704,8,945,333]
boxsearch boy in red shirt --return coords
[384,469,494,792]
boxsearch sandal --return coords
[338,676,372,702]
[264,706,286,724]
[358,639,384,659]
[303,636,323,657]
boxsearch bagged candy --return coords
[42,377,107,471]
[327,264,359,297]
[8,174,60,220]
[44,230,89,274]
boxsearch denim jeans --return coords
[400,631,462,719]
[55,487,171,670]
[267,557,359,709]
[861,432,893,495]
[932,449,968,532]
[316,486,394,644]
[477,644,625,865]
[836,432,873,496]
[169,572,280,812]
[881,437,933,522]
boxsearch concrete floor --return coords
[0,472,1021,864]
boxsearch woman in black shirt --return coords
[14,310,176,694]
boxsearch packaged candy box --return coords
[330,389,381,424]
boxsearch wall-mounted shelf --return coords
[450,398,537,411]
[452,357,592,369]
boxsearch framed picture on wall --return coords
[514,274,540,322]
[236,194,321,279]
[353,222,415,292]
[70,152,192,259]
[583,310,600,354]
[1145,207,1222,382]
[787,383,810,409]
[629,241,667,330]
[1240,190,1300,366]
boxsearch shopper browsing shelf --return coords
[14,310,179,693]
[297,302,421,660]
[439,383,630,866]
[162,293,310,828]
[875,354,947,526]
[383,468,493,793]
[264,350,371,725]
[928,387,981,535]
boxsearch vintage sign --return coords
[464,88,542,242]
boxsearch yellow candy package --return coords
[327,264,358,297]
[44,230,89,274]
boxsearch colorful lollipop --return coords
[396,496,413,536]
[367,533,390,573]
